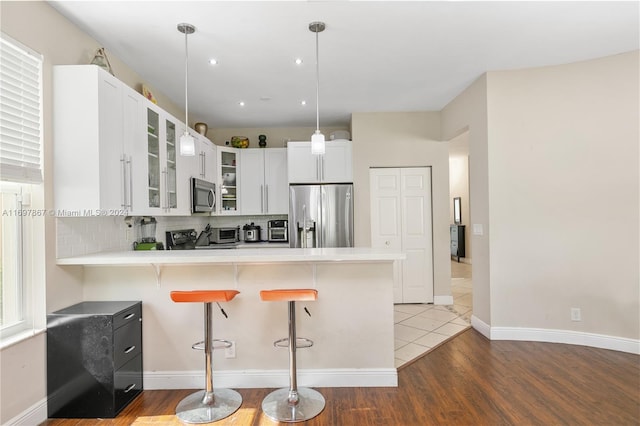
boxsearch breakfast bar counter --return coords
[56,247,405,266]
[57,248,405,390]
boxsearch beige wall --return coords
[207,126,350,148]
[448,131,471,262]
[442,51,639,340]
[441,75,491,323]
[351,112,452,299]
[0,1,183,422]
[486,51,639,337]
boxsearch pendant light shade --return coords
[309,21,326,155]
[178,23,196,156]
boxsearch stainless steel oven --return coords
[191,177,216,213]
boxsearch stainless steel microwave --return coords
[190,177,216,213]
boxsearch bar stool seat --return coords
[170,290,242,424]
[260,289,325,423]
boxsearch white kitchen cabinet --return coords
[54,65,142,214]
[287,140,352,183]
[370,167,433,304]
[217,146,240,214]
[195,134,217,183]
[240,148,288,215]
[54,65,190,216]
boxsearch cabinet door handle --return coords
[120,155,127,208]
[265,186,269,213]
[123,313,136,320]
[162,168,168,211]
[200,151,205,178]
[126,156,133,209]
[260,185,264,213]
[124,384,136,393]
[124,345,136,354]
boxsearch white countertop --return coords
[56,247,406,266]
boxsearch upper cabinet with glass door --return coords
[139,100,190,215]
[217,146,240,214]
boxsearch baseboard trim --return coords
[490,326,640,354]
[471,315,490,338]
[143,368,398,390]
[5,397,47,426]
[470,316,639,354]
[434,295,454,305]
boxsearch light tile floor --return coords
[394,260,473,367]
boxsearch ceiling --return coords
[48,1,638,129]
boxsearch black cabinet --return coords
[47,301,143,418]
[450,225,465,262]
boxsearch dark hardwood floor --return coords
[42,329,640,425]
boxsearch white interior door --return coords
[370,168,403,302]
[370,167,433,304]
[400,168,433,303]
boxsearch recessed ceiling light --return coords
[301,100,307,106]
[209,58,218,65]
[295,58,303,65]
[239,101,245,107]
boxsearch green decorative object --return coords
[258,134,267,148]
[230,136,250,148]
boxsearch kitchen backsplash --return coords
[56,214,288,257]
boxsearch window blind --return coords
[0,34,43,184]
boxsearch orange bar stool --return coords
[170,290,242,424]
[259,289,325,422]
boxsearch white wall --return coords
[487,51,639,338]
[351,112,452,299]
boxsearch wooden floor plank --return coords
[41,329,640,425]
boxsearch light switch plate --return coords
[473,224,484,236]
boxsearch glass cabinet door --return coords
[220,149,237,213]
[147,108,160,208]
[165,119,177,209]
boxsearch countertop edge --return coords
[56,247,406,266]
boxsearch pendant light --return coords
[178,23,196,156]
[309,21,326,155]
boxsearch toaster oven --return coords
[267,220,288,242]
[210,227,239,244]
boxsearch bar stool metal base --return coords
[261,387,325,423]
[175,388,242,424]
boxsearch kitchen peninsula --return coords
[57,247,405,389]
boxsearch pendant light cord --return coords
[184,29,189,130]
[315,29,320,132]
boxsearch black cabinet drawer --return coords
[114,304,141,330]
[115,354,143,412]
[114,320,142,369]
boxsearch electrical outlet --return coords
[571,308,581,322]
[225,341,236,358]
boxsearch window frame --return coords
[0,32,45,347]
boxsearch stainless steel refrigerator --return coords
[289,183,353,248]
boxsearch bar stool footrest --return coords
[274,337,314,349]
[191,339,233,351]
